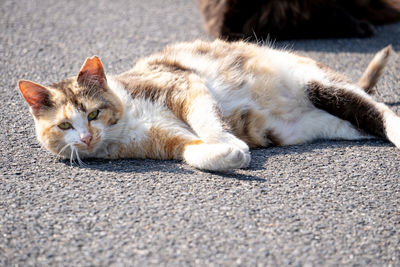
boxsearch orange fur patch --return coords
[142,127,196,160]
[187,140,203,146]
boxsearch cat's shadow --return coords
[58,139,390,182]
[59,158,267,182]
[249,139,390,171]
[385,101,400,107]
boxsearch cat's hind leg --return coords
[306,81,400,147]
[268,108,370,146]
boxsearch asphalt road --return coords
[1,0,400,265]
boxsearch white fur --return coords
[384,112,400,148]
[63,107,90,146]
[379,103,400,148]
[186,92,225,142]
[106,76,199,149]
[105,77,147,144]
[183,143,250,171]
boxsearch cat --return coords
[197,0,400,40]
[18,40,399,171]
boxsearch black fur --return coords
[198,0,400,40]
[307,81,386,138]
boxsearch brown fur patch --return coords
[194,41,211,54]
[50,78,82,107]
[39,124,65,154]
[116,69,204,125]
[264,130,282,146]
[128,79,166,102]
[115,65,191,123]
[307,81,386,138]
[166,85,189,122]
[149,58,192,73]
[226,108,267,147]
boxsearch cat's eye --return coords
[88,110,100,121]
[58,122,72,130]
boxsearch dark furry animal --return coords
[197,0,400,40]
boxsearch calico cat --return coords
[197,0,400,40]
[18,40,399,171]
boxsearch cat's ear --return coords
[18,80,53,115]
[77,56,107,87]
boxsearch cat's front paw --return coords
[219,133,250,153]
[183,143,250,171]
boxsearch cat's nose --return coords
[80,133,92,146]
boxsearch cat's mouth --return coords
[74,140,100,154]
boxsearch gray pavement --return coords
[1,0,400,265]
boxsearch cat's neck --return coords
[106,76,132,107]
[103,76,147,145]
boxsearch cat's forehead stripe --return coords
[50,78,104,111]
[50,79,79,103]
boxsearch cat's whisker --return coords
[70,147,74,166]
[69,145,81,166]
[57,143,71,157]
[74,149,88,167]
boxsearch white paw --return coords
[219,133,250,152]
[183,143,250,171]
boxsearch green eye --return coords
[58,122,72,130]
[88,110,99,121]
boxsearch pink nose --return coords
[80,133,92,146]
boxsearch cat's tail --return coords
[357,45,392,94]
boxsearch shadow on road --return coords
[57,139,390,181]
[58,157,269,182]
[385,101,400,107]
[248,138,390,171]
[273,22,400,53]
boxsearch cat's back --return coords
[133,40,274,75]
[117,40,330,118]
[131,39,300,91]
[135,39,317,78]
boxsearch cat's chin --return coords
[77,145,101,156]
[54,144,101,160]
[74,140,103,153]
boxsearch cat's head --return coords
[18,56,123,160]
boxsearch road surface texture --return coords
[1,0,400,266]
